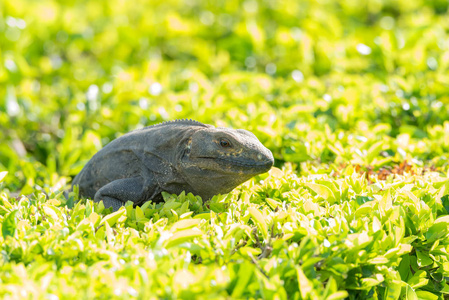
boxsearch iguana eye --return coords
[219,138,232,148]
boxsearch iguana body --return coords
[72,120,274,211]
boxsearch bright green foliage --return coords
[2,169,449,299]
[1,0,449,298]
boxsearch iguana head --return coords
[179,126,274,200]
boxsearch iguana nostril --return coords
[257,154,263,160]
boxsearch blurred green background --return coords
[1,0,449,193]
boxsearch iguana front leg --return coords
[94,177,158,211]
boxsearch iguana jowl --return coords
[72,120,274,211]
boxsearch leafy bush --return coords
[1,0,449,298]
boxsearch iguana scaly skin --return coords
[72,120,274,211]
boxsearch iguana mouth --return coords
[215,157,273,167]
[194,156,273,172]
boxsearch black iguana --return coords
[72,119,274,211]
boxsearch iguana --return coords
[72,119,274,211]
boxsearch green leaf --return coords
[366,141,384,165]
[415,291,438,300]
[398,254,412,281]
[164,229,203,248]
[248,207,268,240]
[296,267,313,298]
[2,210,18,239]
[441,195,449,214]
[231,262,254,298]
[326,291,350,300]
[99,208,126,227]
[193,212,211,220]
[135,206,145,221]
[368,256,389,264]
[384,279,402,300]
[265,198,281,210]
[359,274,385,289]
[416,251,433,267]
[305,183,336,203]
[404,285,418,300]
[0,171,7,183]
[408,270,428,289]
[170,219,202,231]
[425,216,449,242]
